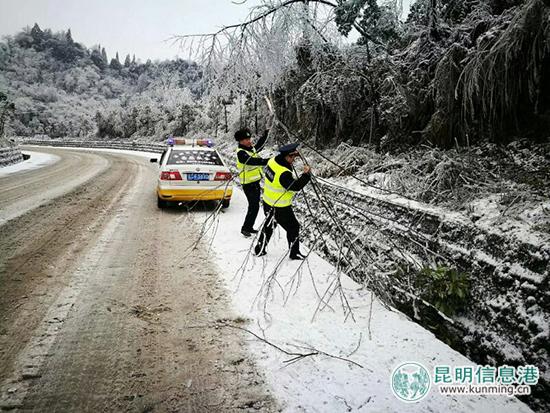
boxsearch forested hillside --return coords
[0,24,203,139]
[2,1,549,149]
[189,0,550,150]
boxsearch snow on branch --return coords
[171,0,351,100]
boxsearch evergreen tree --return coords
[30,23,44,43]
[407,0,430,26]
[334,0,399,47]
[30,23,45,50]
[124,54,131,67]
[335,0,365,36]
[110,52,122,71]
[101,47,108,64]
[91,46,106,69]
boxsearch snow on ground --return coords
[0,150,59,177]
[203,188,533,412]
[468,194,550,248]
[0,146,160,180]
[340,175,471,225]
[340,175,549,249]
[21,145,161,160]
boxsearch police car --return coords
[151,138,233,208]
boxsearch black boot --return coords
[254,244,267,257]
[289,252,306,260]
[289,239,304,260]
[241,228,259,237]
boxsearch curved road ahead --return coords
[0,147,274,412]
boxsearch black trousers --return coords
[256,202,300,256]
[241,181,261,231]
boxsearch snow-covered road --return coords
[0,147,276,411]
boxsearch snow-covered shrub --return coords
[415,266,470,316]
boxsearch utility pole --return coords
[224,104,228,133]
[180,105,185,135]
[254,95,258,135]
[239,93,243,129]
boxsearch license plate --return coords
[187,173,210,181]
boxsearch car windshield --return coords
[167,149,223,166]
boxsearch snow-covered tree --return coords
[0,27,203,139]
[0,91,15,137]
[110,52,122,71]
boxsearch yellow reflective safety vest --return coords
[236,148,263,184]
[263,158,295,208]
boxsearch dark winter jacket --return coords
[273,154,311,192]
[236,129,269,167]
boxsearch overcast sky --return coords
[0,0,412,62]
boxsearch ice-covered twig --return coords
[218,321,364,368]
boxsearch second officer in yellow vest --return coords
[235,128,270,237]
[255,142,311,260]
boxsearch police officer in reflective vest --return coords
[235,128,270,237]
[255,142,311,260]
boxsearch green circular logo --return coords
[391,362,431,402]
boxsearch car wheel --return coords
[221,199,230,208]
[157,197,167,209]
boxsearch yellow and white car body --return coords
[154,138,233,208]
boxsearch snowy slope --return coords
[0,150,59,177]
[199,188,533,412]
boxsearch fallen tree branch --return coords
[217,321,365,368]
